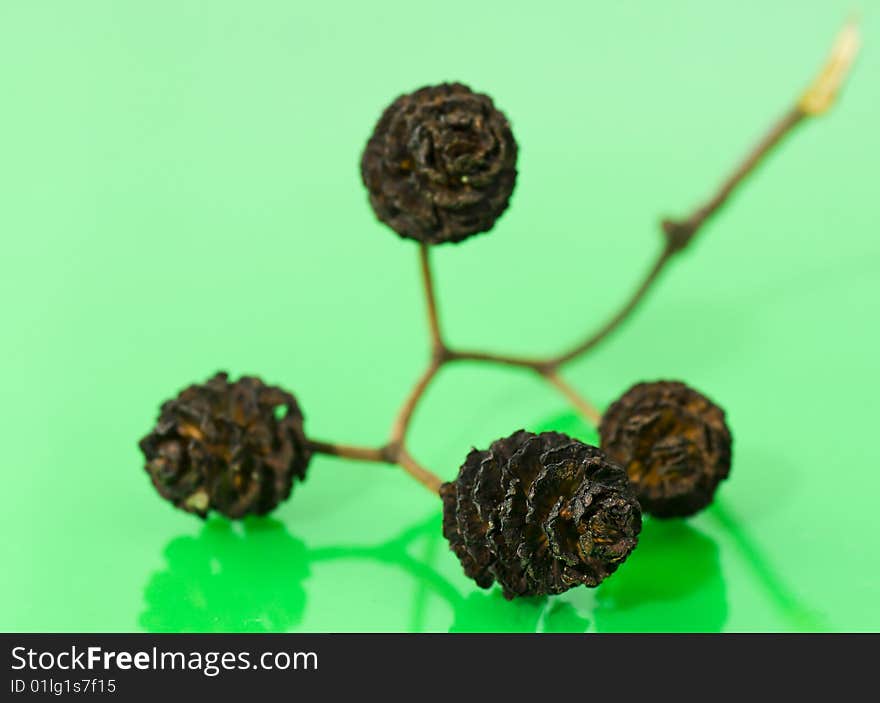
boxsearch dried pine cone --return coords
[441,431,641,599]
[599,381,732,518]
[139,372,311,518]
[360,82,518,245]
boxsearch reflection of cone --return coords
[449,592,544,633]
[141,518,309,632]
[448,591,591,633]
[593,520,727,633]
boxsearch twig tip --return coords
[798,18,861,116]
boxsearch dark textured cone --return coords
[139,372,311,519]
[599,381,732,518]
[361,82,517,245]
[441,431,641,599]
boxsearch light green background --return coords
[1,1,878,632]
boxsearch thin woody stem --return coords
[419,244,444,354]
[551,249,672,366]
[540,369,603,427]
[307,439,387,463]
[658,108,804,253]
[443,106,804,372]
[308,436,442,494]
[397,448,443,494]
[548,22,858,366]
[447,348,550,371]
[311,248,449,495]
[388,359,442,446]
[552,107,806,367]
[449,349,603,423]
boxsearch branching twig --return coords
[387,360,443,447]
[551,250,672,367]
[448,348,551,371]
[308,22,859,495]
[396,448,443,493]
[549,104,804,366]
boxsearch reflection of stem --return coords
[711,501,829,631]
[315,545,460,604]
[307,513,464,616]
[383,513,440,549]
[308,545,462,610]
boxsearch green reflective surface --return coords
[2,1,879,632]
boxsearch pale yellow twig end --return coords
[799,19,861,116]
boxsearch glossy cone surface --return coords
[139,372,311,518]
[441,431,642,599]
[361,83,517,244]
[600,381,732,518]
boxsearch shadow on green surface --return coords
[593,519,726,632]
